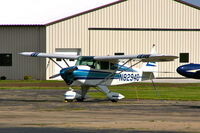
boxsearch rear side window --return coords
[100,61,109,70]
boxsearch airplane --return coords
[20,45,178,102]
[177,63,200,79]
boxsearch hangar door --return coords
[89,29,200,78]
[54,48,81,80]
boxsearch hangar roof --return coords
[0,0,198,26]
[0,0,123,26]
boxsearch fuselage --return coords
[73,65,142,86]
[59,56,156,86]
[60,65,143,86]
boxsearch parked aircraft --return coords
[177,63,200,79]
[20,45,178,102]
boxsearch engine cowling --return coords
[60,66,78,85]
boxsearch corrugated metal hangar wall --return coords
[46,0,200,79]
[0,26,46,80]
[0,0,199,80]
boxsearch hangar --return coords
[0,0,199,80]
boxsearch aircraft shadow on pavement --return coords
[0,98,61,103]
[0,98,112,103]
[0,127,192,133]
[173,104,200,109]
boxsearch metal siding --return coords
[46,0,199,78]
[0,26,46,80]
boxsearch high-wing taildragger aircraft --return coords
[20,45,178,102]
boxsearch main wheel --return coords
[64,99,74,102]
[111,99,118,102]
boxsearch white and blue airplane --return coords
[20,45,178,102]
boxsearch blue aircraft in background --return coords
[177,63,200,79]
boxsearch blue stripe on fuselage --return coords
[72,69,139,80]
[73,69,115,79]
[116,65,136,72]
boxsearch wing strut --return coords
[97,59,141,85]
[97,59,131,85]
[63,59,70,67]
[118,60,142,74]
[49,58,63,69]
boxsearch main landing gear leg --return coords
[76,86,89,102]
[97,85,125,102]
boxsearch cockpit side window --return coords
[110,63,118,70]
[100,61,109,70]
[76,57,118,70]
[75,56,95,68]
[94,61,109,70]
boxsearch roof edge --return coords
[174,0,200,10]
[0,24,45,26]
[45,0,127,26]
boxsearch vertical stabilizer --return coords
[141,45,158,79]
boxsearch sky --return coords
[0,0,199,25]
[0,0,119,25]
[182,0,200,7]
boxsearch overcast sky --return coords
[0,0,118,25]
[0,0,199,25]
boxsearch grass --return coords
[88,84,200,101]
[0,80,63,83]
[0,80,200,101]
[0,87,66,89]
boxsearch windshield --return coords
[76,56,119,70]
[76,56,95,68]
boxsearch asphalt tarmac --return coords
[0,89,200,133]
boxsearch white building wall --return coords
[46,0,200,78]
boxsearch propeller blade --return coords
[61,66,78,75]
[65,66,78,73]
[49,73,60,79]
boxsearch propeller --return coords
[49,66,78,85]
[61,66,78,74]
[49,73,60,79]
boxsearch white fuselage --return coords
[71,65,144,86]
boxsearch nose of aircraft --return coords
[60,66,78,85]
[176,64,200,79]
[176,65,185,76]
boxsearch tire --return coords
[111,99,118,102]
[65,99,73,102]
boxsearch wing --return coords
[19,52,79,59]
[94,54,178,62]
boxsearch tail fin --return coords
[141,45,158,79]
